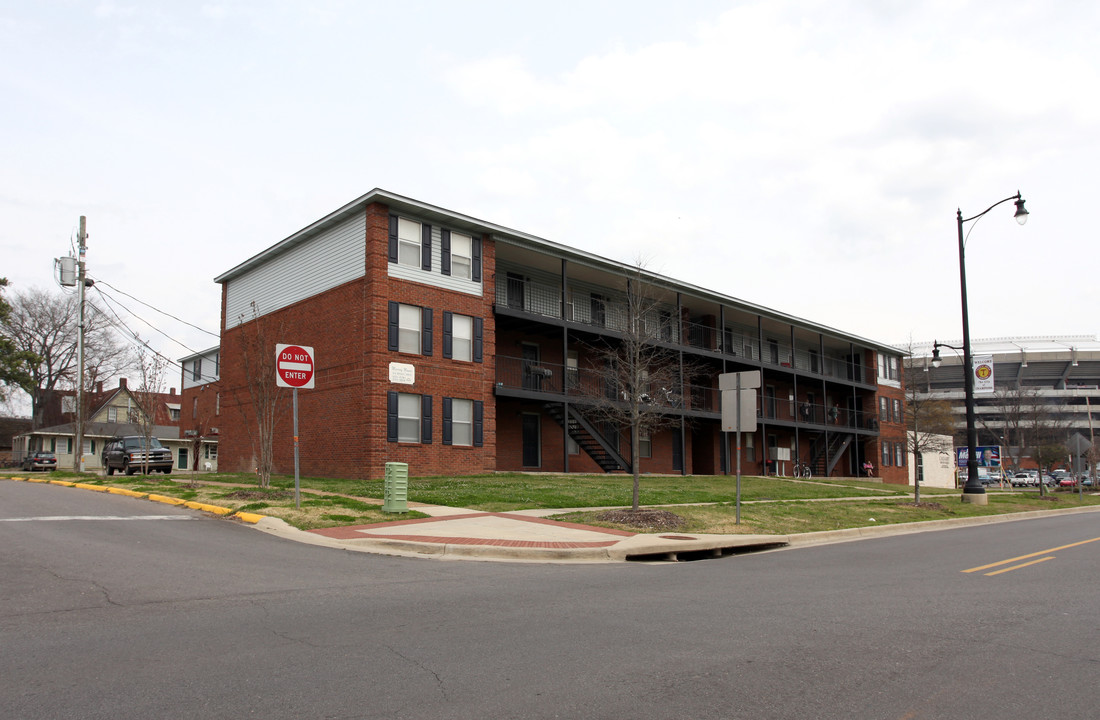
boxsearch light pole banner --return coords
[973,354,994,394]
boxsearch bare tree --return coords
[232,302,287,489]
[903,345,955,502]
[577,267,695,511]
[990,383,1041,474]
[0,286,129,428]
[131,343,169,474]
[1018,392,1072,497]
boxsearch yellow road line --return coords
[963,536,1100,573]
[984,556,1056,576]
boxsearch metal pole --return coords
[293,387,300,509]
[957,209,984,500]
[75,217,86,473]
[735,374,742,525]
[1087,395,1096,487]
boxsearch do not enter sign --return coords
[275,344,315,389]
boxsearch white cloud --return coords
[1,0,1097,374]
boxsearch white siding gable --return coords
[225,213,366,328]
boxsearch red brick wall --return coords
[874,382,908,485]
[217,202,498,480]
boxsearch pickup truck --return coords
[102,435,174,475]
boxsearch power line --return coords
[88,276,219,339]
[87,291,187,373]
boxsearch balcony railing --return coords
[495,355,877,428]
[495,274,877,384]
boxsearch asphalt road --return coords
[3,480,1098,720]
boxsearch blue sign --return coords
[956,446,1001,468]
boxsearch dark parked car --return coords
[21,451,57,472]
[102,436,173,475]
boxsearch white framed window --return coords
[108,406,118,422]
[169,407,180,421]
[452,314,473,362]
[878,353,900,382]
[398,304,422,354]
[398,392,421,443]
[397,217,421,268]
[450,232,472,280]
[639,432,652,459]
[451,398,473,446]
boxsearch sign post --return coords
[720,371,760,525]
[276,344,315,509]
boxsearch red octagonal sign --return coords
[275,344,315,389]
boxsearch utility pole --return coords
[74,216,87,472]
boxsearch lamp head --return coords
[1014,195,1029,225]
[931,345,942,369]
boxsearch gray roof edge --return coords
[17,422,182,440]
[213,188,901,354]
[178,345,221,364]
[214,188,547,284]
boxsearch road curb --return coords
[6,475,266,525]
[787,504,1100,546]
[7,475,1100,561]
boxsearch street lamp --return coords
[947,191,1029,504]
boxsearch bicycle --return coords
[793,461,812,479]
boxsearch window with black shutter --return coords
[388,215,399,263]
[386,391,398,442]
[421,395,432,444]
[387,302,399,352]
[441,229,451,276]
[421,224,432,271]
[472,236,482,282]
[473,400,483,446]
[442,397,453,445]
[422,307,433,356]
[442,311,453,359]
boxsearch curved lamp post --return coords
[935,192,1028,504]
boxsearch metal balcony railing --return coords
[495,274,878,385]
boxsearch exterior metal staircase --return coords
[808,432,854,477]
[544,403,630,473]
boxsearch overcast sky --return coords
[3,0,1098,393]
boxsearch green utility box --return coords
[382,462,409,513]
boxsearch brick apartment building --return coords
[210,189,909,484]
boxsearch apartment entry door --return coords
[521,413,541,467]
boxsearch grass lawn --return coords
[263,472,924,511]
[556,491,1100,535]
[5,469,1096,535]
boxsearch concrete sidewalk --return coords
[255,501,1100,563]
[263,502,791,563]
